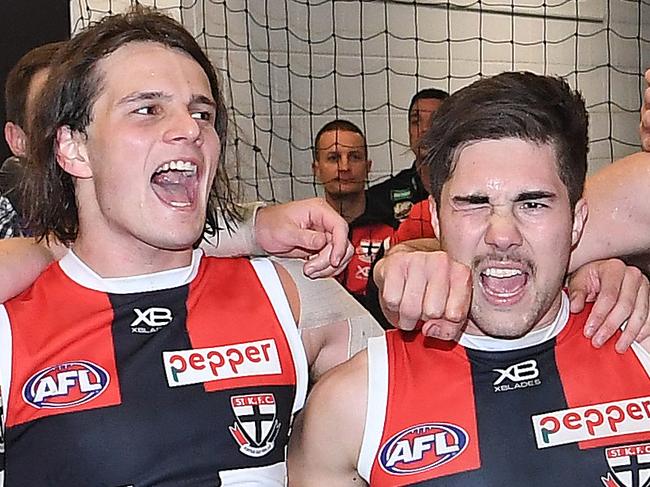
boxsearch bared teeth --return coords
[483,268,523,278]
[169,201,191,208]
[153,160,197,175]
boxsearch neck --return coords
[325,191,366,223]
[73,231,194,278]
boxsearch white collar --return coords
[458,291,570,352]
[58,248,203,294]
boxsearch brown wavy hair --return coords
[22,6,238,244]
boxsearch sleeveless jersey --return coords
[340,222,394,297]
[360,297,650,486]
[0,250,308,486]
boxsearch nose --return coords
[484,209,523,251]
[337,156,351,172]
[163,108,202,145]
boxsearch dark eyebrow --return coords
[117,91,171,105]
[117,91,216,108]
[514,190,556,202]
[452,194,490,205]
[190,94,217,108]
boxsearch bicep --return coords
[288,358,368,486]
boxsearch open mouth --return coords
[479,266,529,304]
[150,160,199,209]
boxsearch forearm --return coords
[274,257,383,379]
[200,202,265,257]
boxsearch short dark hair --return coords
[424,72,588,209]
[408,88,449,117]
[22,7,235,244]
[5,41,66,127]
[313,119,367,160]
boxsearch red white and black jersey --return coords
[0,250,308,486]
[389,200,435,247]
[340,221,395,297]
[359,294,650,487]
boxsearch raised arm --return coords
[0,198,352,302]
[570,152,650,271]
[202,198,353,278]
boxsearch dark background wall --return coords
[0,0,70,160]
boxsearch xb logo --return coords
[130,307,173,334]
[492,359,541,392]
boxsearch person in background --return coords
[1,41,66,238]
[313,119,396,306]
[366,87,448,223]
[640,68,650,151]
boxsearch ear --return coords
[4,122,27,158]
[570,198,588,247]
[366,159,373,172]
[56,126,93,179]
[429,195,440,238]
[312,160,321,180]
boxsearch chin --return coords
[470,301,538,339]
[153,228,204,251]
[473,320,536,339]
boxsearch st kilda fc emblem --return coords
[229,393,280,457]
[601,443,650,487]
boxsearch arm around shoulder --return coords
[288,351,369,487]
[0,237,64,302]
[572,152,650,270]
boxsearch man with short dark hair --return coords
[289,72,650,486]
[366,87,448,223]
[313,119,396,303]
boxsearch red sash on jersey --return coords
[390,200,436,246]
[4,257,297,427]
[340,222,394,296]
[369,332,482,486]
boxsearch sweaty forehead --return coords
[95,41,213,104]
[445,139,565,196]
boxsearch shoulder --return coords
[367,167,415,196]
[310,349,368,410]
[289,351,369,484]
[299,350,368,452]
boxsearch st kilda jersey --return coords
[358,294,650,487]
[339,221,394,297]
[0,250,308,486]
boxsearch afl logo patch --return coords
[379,422,468,475]
[23,360,110,409]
